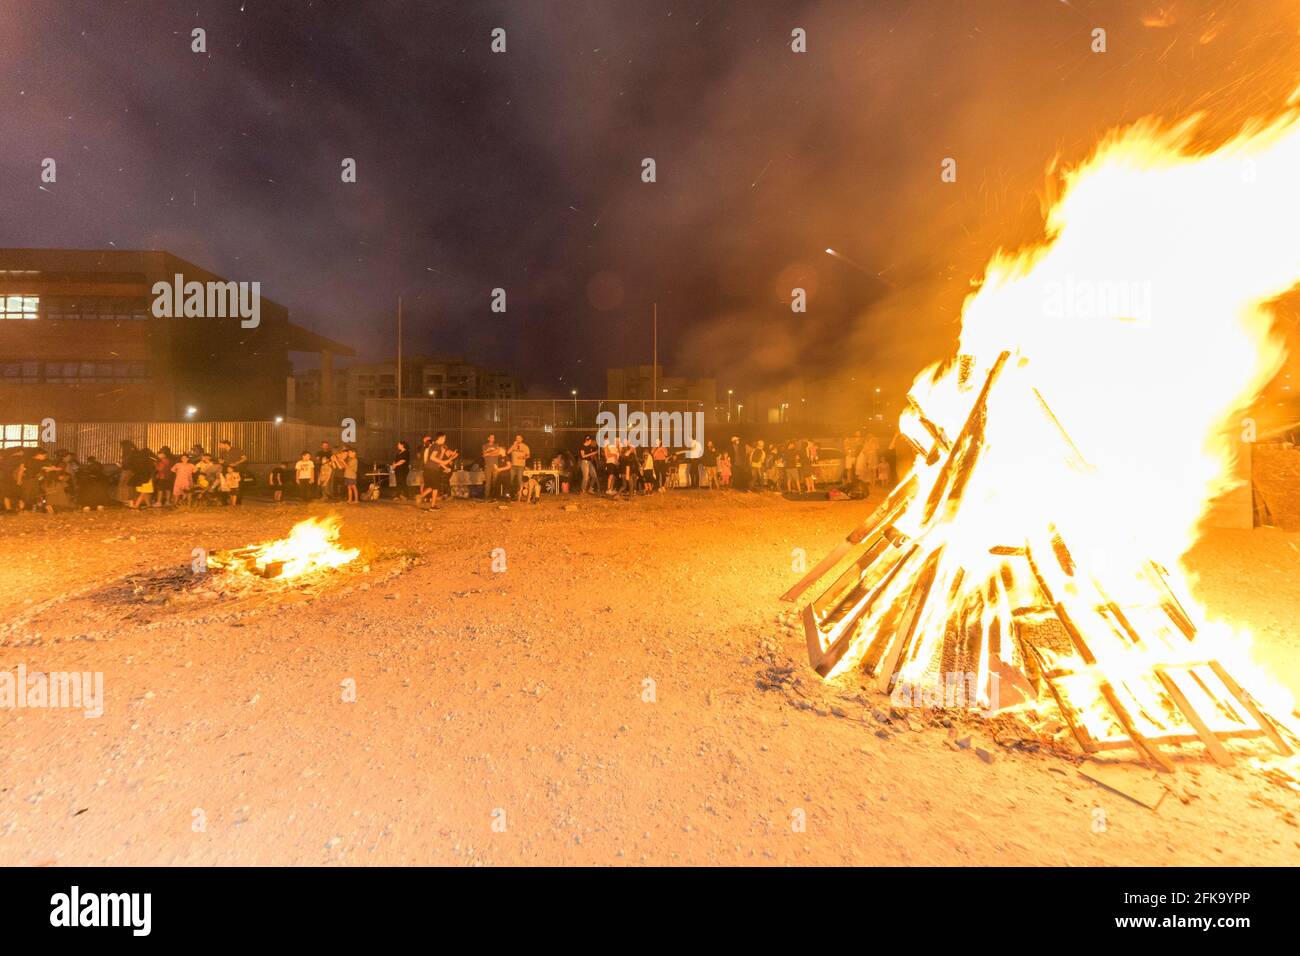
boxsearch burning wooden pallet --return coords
[784,352,1298,771]
[207,546,288,580]
[207,517,360,582]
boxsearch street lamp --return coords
[185,406,198,419]
[873,387,881,420]
[727,388,734,422]
[571,388,578,422]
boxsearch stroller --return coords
[189,469,224,507]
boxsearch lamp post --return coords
[571,388,578,423]
[873,387,881,420]
[727,388,734,422]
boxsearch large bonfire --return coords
[788,103,1300,768]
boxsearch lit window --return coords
[0,423,38,448]
[1,295,38,319]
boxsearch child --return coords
[294,452,315,502]
[318,450,335,500]
[269,461,287,503]
[221,465,242,506]
[130,475,153,510]
[718,452,731,488]
[153,450,173,507]
[640,448,656,495]
[172,453,196,505]
[343,448,359,503]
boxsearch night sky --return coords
[4,0,1299,400]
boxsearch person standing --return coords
[117,439,138,505]
[651,441,669,493]
[802,439,818,493]
[318,448,336,500]
[748,440,767,492]
[295,451,316,502]
[784,440,801,493]
[269,460,287,503]
[729,436,749,492]
[221,465,242,506]
[153,446,174,507]
[639,446,657,494]
[578,435,599,494]
[490,454,512,499]
[420,432,457,510]
[392,440,411,500]
[482,434,503,502]
[602,440,620,494]
[507,434,530,499]
[702,440,719,490]
[618,441,638,497]
[342,446,360,503]
[172,453,197,505]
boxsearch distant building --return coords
[293,354,523,423]
[606,364,716,408]
[0,248,353,435]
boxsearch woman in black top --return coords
[392,440,411,500]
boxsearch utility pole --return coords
[396,296,403,438]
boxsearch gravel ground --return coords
[0,492,1297,866]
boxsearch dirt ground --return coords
[0,491,1297,866]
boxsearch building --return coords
[606,364,716,408]
[292,354,524,424]
[0,248,353,431]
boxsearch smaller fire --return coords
[210,516,360,580]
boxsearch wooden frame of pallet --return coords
[782,353,1298,771]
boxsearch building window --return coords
[2,362,40,384]
[0,424,38,448]
[40,361,150,384]
[1,295,38,320]
[40,296,148,321]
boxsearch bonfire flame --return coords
[796,102,1300,764]
[231,516,360,580]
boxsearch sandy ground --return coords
[0,491,1297,866]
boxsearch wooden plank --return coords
[1024,543,1174,772]
[876,546,944,693]
[920,351,1010,526]
[1153,668,1235,767]
[805,542,919,677]
[1087,728,1264,750]
[780,474,918,603]
[1099,682,1176,773]
[1207,660,1294,756]
[1078,760,1166,809]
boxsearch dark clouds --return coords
[2,0,1298,399]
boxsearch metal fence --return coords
[35,421,347,466]
[23,399,748,470]
[362,397,716,464]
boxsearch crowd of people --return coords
[1,429,898,515]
